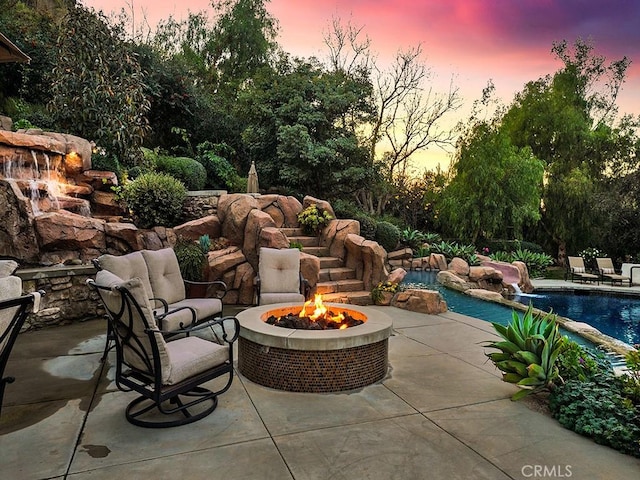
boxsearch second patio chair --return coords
[596,258,631,286]
[255,247,310,305]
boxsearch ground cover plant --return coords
[486,307,640,458]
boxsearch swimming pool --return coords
[513,290,640,346]
[401,270,635,351]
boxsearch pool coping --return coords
[442,281,637,357]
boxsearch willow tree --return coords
[500,38,632,262]
[438,120,544,243]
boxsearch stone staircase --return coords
[280,227,373,305]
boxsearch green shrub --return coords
[485,306,564,400]
[121,172,186,228]
[481,239,544,255]
[375,221,401,252]
[355,214,377,240]
[298,204,333,235]
[155,155,206,191]
[549,379,640,457]
[428,241,478,265]
[400,228,425,250]
[488,249,553,278]
[332,198,361,219]
[195,145,242,191]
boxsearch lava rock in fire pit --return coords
[265,309,364,330]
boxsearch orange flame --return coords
[300,294,345,324]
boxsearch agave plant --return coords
[485,305,564,400]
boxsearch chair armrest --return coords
[147,315,240,344]
[151,297,169,314]
[183,280,228,299]
[154,305,197,330]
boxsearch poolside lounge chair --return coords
[596,258,631,286]
[566,256,599,284]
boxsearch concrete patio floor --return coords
[1,304,640,479]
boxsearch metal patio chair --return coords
[87,275,239,428]
[0,291,43,417]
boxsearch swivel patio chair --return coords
[87,274,239,428]
[93,248,228,359]
[596,258,631,286]
[566,256,599,284]
[0,290,43,417]
[255,247,310,305]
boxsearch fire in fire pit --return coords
[264,294,365,330]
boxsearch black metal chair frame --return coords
[88,279,239,428]
[92,257,229,362]
[0,292,42,417]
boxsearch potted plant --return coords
[174,236,209,298]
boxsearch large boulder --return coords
[321,219,360,261]
[300,252,321,289]
[243,209,278,271]
[391,289,447,314]
[258,227,289,250]
[173,215,222,242]
[217,193,258,245]
[302,195,335,219]
[513,261,534,293]
[387,267,407,285]
[448,257,470,277]
[0,180,40,262]
[208,246,247,282]
[436,270,469,291]
[344,233,387,290]
[257,194,302,228]
[35,211,106,251]
[429,253,448,271]
[104,222,144,252]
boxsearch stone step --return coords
[279,227,305,237]
[319,256,343,268]
[319,267,356,282]
[321,291,373,306]
[315,279,365,294]
[303,246,330,257]
[288,235,320,247]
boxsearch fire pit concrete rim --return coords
[236,303,393,351]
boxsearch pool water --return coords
[401,270,635,351]
[513,291,640,347]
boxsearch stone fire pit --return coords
[237,303,393,392]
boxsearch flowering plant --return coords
[370,281,400,304]
[297,204,333,235]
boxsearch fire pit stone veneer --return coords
[237,303,393,392]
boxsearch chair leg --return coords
[125,387,218,428]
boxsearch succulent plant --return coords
[485,305,564,400]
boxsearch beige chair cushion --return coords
[259,292,305,305]
[141,248,186,306]
[0,260,18,278]
[156,298,223,331]
[165,336,229,385]
[95,275,172,384]
[97,252,154,304]
[259,247,301,294]
[0,275,23,352]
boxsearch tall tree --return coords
[238,55,374,197]
[48,5,150,166]
[438,120,544,243]
[324,19,461,215]
[500,38,633,262]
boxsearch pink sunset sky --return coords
[81,0,640,171]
